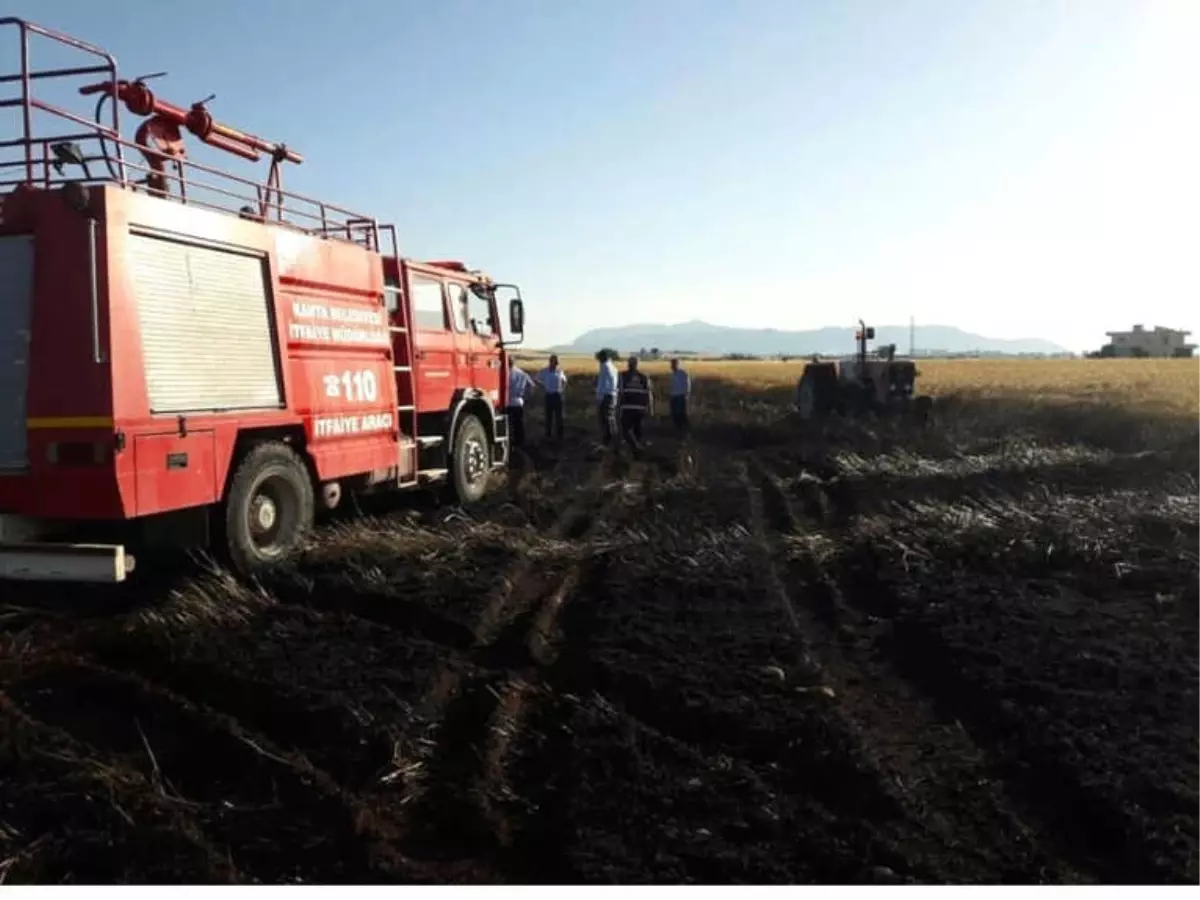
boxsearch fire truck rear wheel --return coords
[221,442,315,576]
[451,414,490,505]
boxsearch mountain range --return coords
[553,320,1068,357]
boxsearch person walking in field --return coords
[617,354,653,457]
[538,354,567,442]
[595,350,619,447]
[506,363,535,449]
[668,357,691,435]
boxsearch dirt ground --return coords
[0,376,1196,884]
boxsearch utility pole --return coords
[909,315,916,357]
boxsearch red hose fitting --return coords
[184,103,214,141]
[121,81,156,117]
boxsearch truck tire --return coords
[220,442,314,576]
[450,413,490,505]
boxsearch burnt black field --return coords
[1,373,1196,884]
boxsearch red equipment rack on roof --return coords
[0,16,396,256]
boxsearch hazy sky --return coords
[6,0,1197,350]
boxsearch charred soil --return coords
[0,380,1196,884]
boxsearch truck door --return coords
[443,280,475,398]
[407,270,457,413]
[463,282,503,407]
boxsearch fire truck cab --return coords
[0,18,525,582]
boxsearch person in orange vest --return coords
[617,354,654,456]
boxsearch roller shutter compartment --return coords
[127,232,284,415]
[0,235,34,471]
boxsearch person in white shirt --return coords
[538,354,568,442]
[595,349,619,447]
[668,357,691,434]
[506,364,535,449]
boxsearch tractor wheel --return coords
[796,364,836,421]
[796,375,820,421]
[450,413,491,505]
[220,442,315,577]
[912,395,934,426]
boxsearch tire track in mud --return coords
[735,461,927,880]
[392,453,661,877]
[478,457,682,882]
[841,552,1192,885]
[463,559,604,880]
[501,455,921,883]
[520,495,865,880]
[104,452,624,882]
[499,553,610,884]
[1,445,627,883]
[498,441,728,878]
[772,446,1197,884]
[745,455,1098,883]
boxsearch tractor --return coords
[794,321,932,423]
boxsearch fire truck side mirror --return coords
[489,282,525,345]
[509,298,525,336]
[865,326,876,340]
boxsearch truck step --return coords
[0,542,134,583]
[418,468,448,484]
[417,436,444,448]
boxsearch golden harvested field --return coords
[0,356,1196,884]
[519,354,1200,415]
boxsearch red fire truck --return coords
[0,19,525,582]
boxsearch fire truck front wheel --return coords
[220,442,315,575]
[451,414,491,505]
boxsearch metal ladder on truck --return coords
[390,312,419,487]
[362,222,420,487]
[382,278,419,487]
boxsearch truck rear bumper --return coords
[0,542,135,583]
